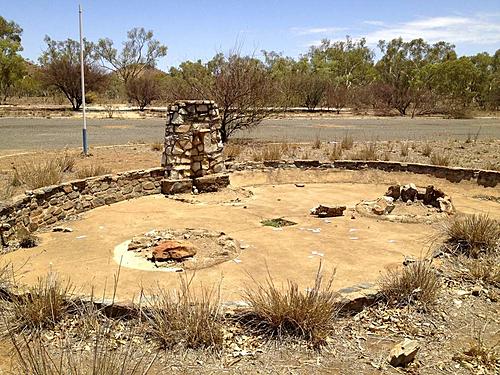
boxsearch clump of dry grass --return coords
[10,325,155,375]
[451,254,500,287]
[76,164,112,179]
[328,143,343,161]
[421,142,433,157]
[352,142,377,160]
[341,133,354,150]
[400,142,409,157]
[379,260,441,308]
[312,135,322,149]
[430,152,451,166]
[223,143,242,159]
[143,275,223,350]
[252,144,284,161]
[150,141,163,151]
[8,273,72,332]
[11,152,76,189]
[242,265,339,347]
[443,214,499,258]
[453,324,499,372]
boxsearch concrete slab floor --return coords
[2,169,499,302]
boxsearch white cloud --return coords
[363,15,500,45]
[291,26,346,36]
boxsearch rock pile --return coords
[162,100,225,180]
[152,240,197,261]
[385,184,454,214]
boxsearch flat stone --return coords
[52,226,73,233]
[142,182,155,190]
[152,240,197,261]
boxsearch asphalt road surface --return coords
[0,116,499,151]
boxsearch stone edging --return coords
[1,160,498,248]
[0,167,164,247]
[227,159,499,187]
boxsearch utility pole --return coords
[79,4,88,155]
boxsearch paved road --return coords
[0,116,499,151]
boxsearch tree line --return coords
[1,15,499,127]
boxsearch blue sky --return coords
[2,0,500,70]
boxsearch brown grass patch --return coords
[11,152,76,189]
[341,133,354,150]
[143,275,223,350]
[252,144,284,161]
[242,265,339,347]
[352,142,377,161]
[451,254,500,287]
[75,164,112,179]
[223,143,242,159]
[430,152,451,166]
[379,260,441,308]
[150,141,163,151]
[443,214,499,258]
[400,142,409,157]
[7,273,72,332]
[328,143,343,161]
[421,142,433,157]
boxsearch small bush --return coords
[443,214,500,258]
[243,265,339,347]
[261,218,297,228]
[352,142,377,160]
[9,273,72,331]
[430,152,451,166]
[143,275,223,350]
[341,133,354,150]
[379,260,441,308]
[76,164,112,179]
[422,142,433,157]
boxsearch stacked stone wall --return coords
[0,167,164,246]
[162,100,225,180]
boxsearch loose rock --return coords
[310,204,346,217]
[387,338,420,367]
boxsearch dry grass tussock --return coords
[451,254,500,287]
[340,133,354,150]
[223,142,242,159]
[443,214,499,258]
[351,142,377,161]
[251,143,288,161]
[430,152,451,166]
[421,142,433,157]
[6,273,73,332]
[75,164,112,179]
[379,260,441,308]
[143,274,223,350]
[400,142,409,157]
[150,141,163,151]
[242,264,339,347]
[453,324,499,372]
[9,326,156,375]
[11,152,76,189]
[328,143,343,161]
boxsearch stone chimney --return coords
[162,100,225,180]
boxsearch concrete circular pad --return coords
[2,169,498,302]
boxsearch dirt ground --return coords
[1,136,499,201]
[2,169,498,303]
